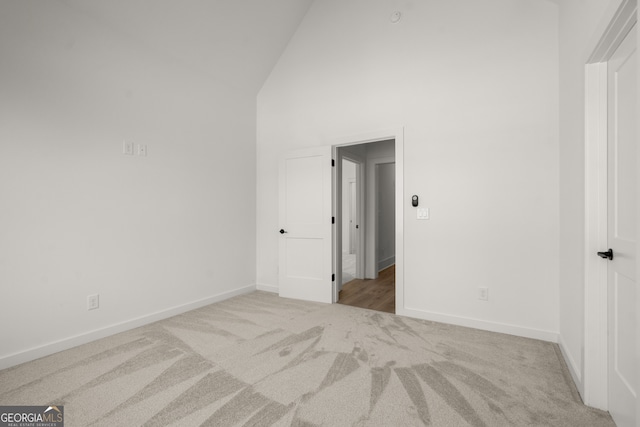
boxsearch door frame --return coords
[338,154,365,288]
[330,128,404,310]
[348,178,357,254]
[583,0,637,410]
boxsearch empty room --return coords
[1,0,638,426]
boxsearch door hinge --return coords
[332,273,335,282]
[332,216,335,224]
[332,159,335,167]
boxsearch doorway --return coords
[278,128,404,309]
[335,139,396,313]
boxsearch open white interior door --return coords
[606,24,637,427]
[278,146,333,303]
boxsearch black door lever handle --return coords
[279,229,287,234]
[597,249,613,260]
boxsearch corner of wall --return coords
[558,333,584,397]
[256,283,279,293]
[400,307,559,343]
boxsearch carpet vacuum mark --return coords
[0,291,614,426]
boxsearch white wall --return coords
[557,0,624,396]
[338,140,395,279]
[257,0,560,340]
[637,22,640,423]
[341,159,356,253]
[637,17,640,425]
[0,1,259,367]
[363,140,395,278]
[377,163,395,271]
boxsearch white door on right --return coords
[607,24,637,427]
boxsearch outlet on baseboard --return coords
[478,287,489,301]
[87,294,99,310]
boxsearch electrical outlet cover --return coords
[87,294,99,310]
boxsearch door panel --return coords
[279,146,333,303]
[349,181,356,254]
[284,156,325,226]
[613,272,635,389]
[607,24,637,427]
[285,238,324,279]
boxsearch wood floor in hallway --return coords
[338,265,395,314]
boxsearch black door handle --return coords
[279,229,287,234]
[597,249,613,260]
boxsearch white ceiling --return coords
[58,0,314,93]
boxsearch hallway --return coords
[338,265,395,314]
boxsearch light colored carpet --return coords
[0,291,613,426]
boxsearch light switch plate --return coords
[417,208,429,220]
[123,140,134,155]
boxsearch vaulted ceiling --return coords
[58,0,314,94]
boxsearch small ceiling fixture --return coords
[390,11,402,23]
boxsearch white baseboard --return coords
[0,285,256,371]
[397,306,559,343]
[558,334,584,397]
[378,256,395,272]
[256,282,279,293]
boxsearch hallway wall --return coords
[341,159,356,254]
[377,163,395,271]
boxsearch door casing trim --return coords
[330,128,404,311]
